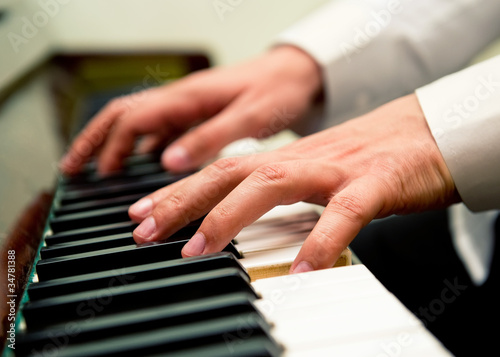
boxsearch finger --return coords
[161,94,273,173]
[135,134,169,155]
[182,160,330,257]
[128,176,190,222]
[96,105,177,175]
[129,149,286,222]
[132,157,251,244]
[290,177,386,274]
[59,98,126,174]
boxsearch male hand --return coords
[129,94,459,273]
[59,46,322,175]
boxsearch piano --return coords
[2,137,451,356]
[0,4,451,352]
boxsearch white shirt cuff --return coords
[416,55,500,212]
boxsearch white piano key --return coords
[252,264,377,294]
[252,202,321,222]
[236,232,308,253]
[252,265,452,356]
[241,245,303,270]
[285,327,452,357]
[235,215,317,244]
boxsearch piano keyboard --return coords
[8,152,451,356]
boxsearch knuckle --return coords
[209,157,242,176]
[164,191,187,212]
[331,193,366,223]
[253,163,289,185]
[153,191,192,226]
[203,204,242,243]
[209,205,234,225]
[312,229,344,258]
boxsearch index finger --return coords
[182,159,332,257]
[59,98,126,175]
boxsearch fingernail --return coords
[134,216,156,241]
[162,146,191,171]
[291,261,314,274]
[129,198,153,218]
[182,232,206,256]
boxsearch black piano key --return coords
[61,162,166,191]
[37,313,275,357]
[147,336,283,357]
[29,252,247,300]
[40,232,135,259]
[52,192,145,216]
[44,217,201,246]
[59,172,188,205]
[17,292,259,355]
[62,152,163,184]
[35,239,241,281]
[22,268,257,329]
[49,205,132,233]
[40,221,207,259]
[44,221,138,245]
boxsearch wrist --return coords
[269,45,323,102]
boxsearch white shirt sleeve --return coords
[276,0,500,210]
[275,0,500,284]
[276,0,500,127]
[416,56,500,211]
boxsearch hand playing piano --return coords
[129,94,460,273]
[59,45,322,176]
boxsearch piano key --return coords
[49,205,132,233]
[146,336,283,357]
[17,292,259,354]
[250,265,452,356]
[40,232,137,259]
[43,313,278,357]
[52,192,145,216]
[61,162,167,190]
[58,172,188,205]
[63,152,163,180]
[28,252,247,300]
[45,221,138,245]
[40,221,206,258]
[22,268,257,329]
[44,215,202,246]
[35,239,241,281]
